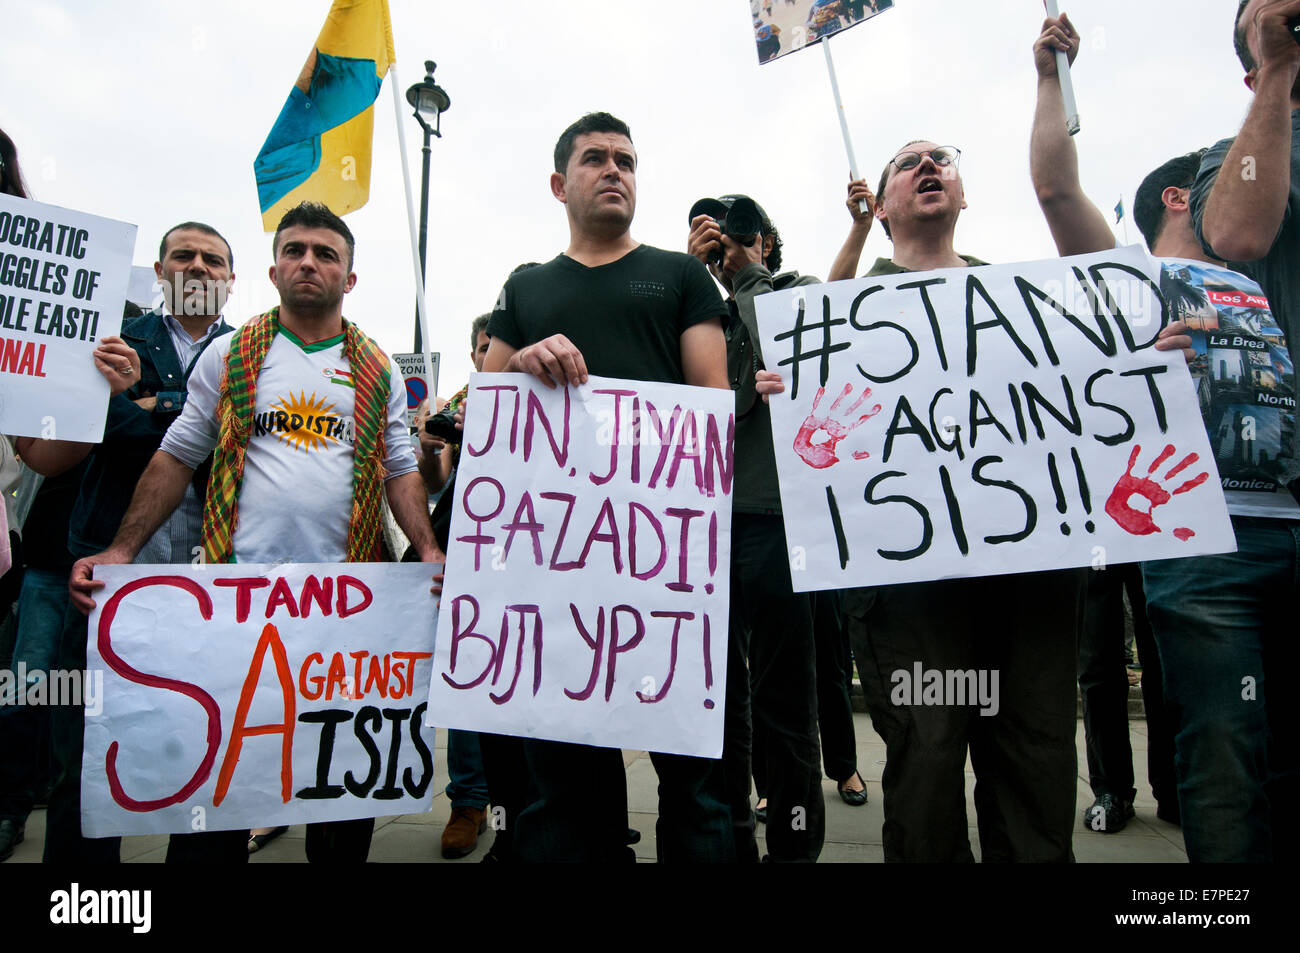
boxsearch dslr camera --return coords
[688,195,765,267]
[423,405,461,443]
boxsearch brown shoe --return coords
[441,806,487,859]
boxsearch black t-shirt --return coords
[488,245,726,384]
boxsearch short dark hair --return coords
[470,313,491,351]
[1234,0,1255,73]
[0,128,30,199]
[273,201,355,268]
[1134,151,1206,250]
[158,221,234,269]
[876,139,929,240]
[553,112,633,174]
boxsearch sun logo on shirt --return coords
[269,391,342,453]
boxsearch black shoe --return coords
[1083,794,1134,833]
[0,818,25,863]
[838,771,868,806]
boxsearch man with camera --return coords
[482,111,732,862]
[685,195,840,862]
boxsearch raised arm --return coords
[1198,0,1300,261]
[827,179,876,280]
[1029,13,1116,256]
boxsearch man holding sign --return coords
[779,124,1170,860]
[18,219,237,863]
[71,202,442,862]
[481,111,733,862]
[1033,10,1299,863]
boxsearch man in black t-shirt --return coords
[484,111,733,862]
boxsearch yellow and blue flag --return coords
[255,0,395,231]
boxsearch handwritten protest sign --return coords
[82,563,437,836]
[393,351,441,425]
[753,246,1236,591]
[751,0,894,64]
[425,373,734,759]
[0,194,135,443]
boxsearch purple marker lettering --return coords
[664,507,704,593]
[628,502,667,580]
[456,477,505,571]
[564,604,605,701]
[525,386,571,467]
[636,610,693,703]
[489,605,543,705]
[540,492,581,571]
[466,384,519,457]
[501,491,545,566]
[590,389,636,485]
[666,411,704,492]
[577,498,622,573]
[703,412,735,497]
[441,595,497,690]
[606,605,645,702]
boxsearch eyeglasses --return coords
[890,146,961,172]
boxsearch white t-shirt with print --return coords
[161,325,417,562]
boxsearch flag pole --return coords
[1044,0,1080,135]
[389,62,437,405]
[821,35,869,214]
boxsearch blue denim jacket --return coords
[67,311,232,556]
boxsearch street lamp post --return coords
[405,60,450,352]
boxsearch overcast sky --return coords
[1,0,1254,392]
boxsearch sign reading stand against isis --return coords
[425,373,734,759]
[82,562,438,836]
[753,246,1236,591]
[0,194,135,442]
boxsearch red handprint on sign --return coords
[1104,444,1209,540]
[793,383,882,469]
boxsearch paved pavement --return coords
[5,713,1184,863]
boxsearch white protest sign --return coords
[754,246,1236,591]
[425,373,734,759]
[393,351,440,426]
[0,194,134,442]
[82,562,438,836]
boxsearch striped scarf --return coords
[200,307,391,563]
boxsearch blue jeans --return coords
[1142,516,1300,862]
[445,728,489,809]
[0,568,69,820]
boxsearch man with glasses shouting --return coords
[818,141,1086,862]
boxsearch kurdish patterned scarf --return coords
[200,307,391,563]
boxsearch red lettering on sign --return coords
[98,576,221,812]
[213,623,296,806]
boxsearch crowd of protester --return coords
[1,2,1298,863]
